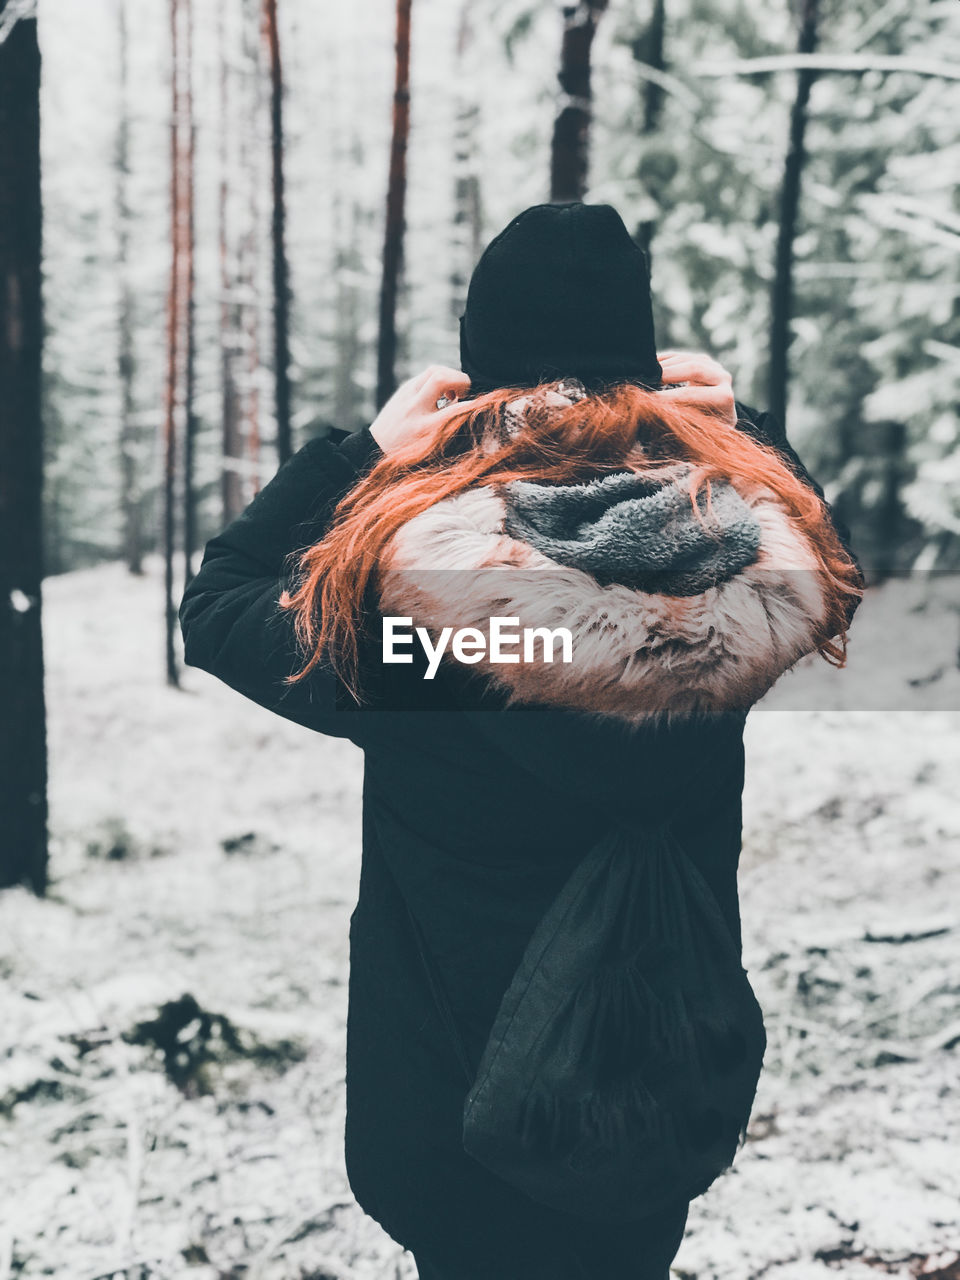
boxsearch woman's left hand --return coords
[657,351,737,426]
[370,366,473,454]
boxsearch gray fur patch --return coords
[502,467,762,596]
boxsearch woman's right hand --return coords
[657,351,737,426]
[370,366,473,454]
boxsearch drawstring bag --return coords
[459,822,766,1221]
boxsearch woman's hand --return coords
[369,366,473,454]
[657,351,737,426]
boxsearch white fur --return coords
[379,476,828,723]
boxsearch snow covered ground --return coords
[1,561,958,1280]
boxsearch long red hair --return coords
[281,383,863,699]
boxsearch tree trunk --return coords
[218,0,243,524]
[632,0,666,256]
[116,0,142,575]
[262,0,292,464]
[550,0,609,204]
[241,0,261,497]
[328,32,364,431]
[450,2,483,323]
[163,0,182,687]
[182,0,198,594]
[768,0,820,429]
[0,5,48,894]
[638,0,666,135]
[332,190,363,430]
[376,0,412,410]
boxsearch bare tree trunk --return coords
[376,0,412,410]
[241,0,261,497]
[116,0,142,575]
[0,4,48,893]
[450,2,483,323]
[218,0,243,524]
[639,0,666,134]
[768,0,820,428]
[182,0,198,594]
[550,0,609,203]
[632,0,666,255]
[163,0,182,688]
[333,188,363,430]
[246,315,261,496]
[327,30,363,431]
[262,0,292,463]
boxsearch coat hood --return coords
[378,449,828,724]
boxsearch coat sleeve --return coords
[179,427,382,740]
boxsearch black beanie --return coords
[459,202,662,396]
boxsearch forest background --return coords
[1,0,960,1277]
[29,0,960,588]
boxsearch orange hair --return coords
[280,384,863,700]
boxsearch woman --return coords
[180,203,861,1279]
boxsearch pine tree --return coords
[550,0,609,203]
[0,2,48,893]
[376,0,412,410]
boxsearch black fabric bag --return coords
[448,821,766,1222]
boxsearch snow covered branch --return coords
[694,53,960,82]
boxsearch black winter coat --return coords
[179,410,854,1279]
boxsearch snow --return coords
[9,589,35,613]
[1,560,959,1278]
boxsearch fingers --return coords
[658,349,736,424]
[659,362,730,388]
[659,351,727,370]
[659,382,728,405]
[411,365,447,392]
[658,351,732,388]
[411,364,469,393]
[659,380,737,425]
[417,366,473,410]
